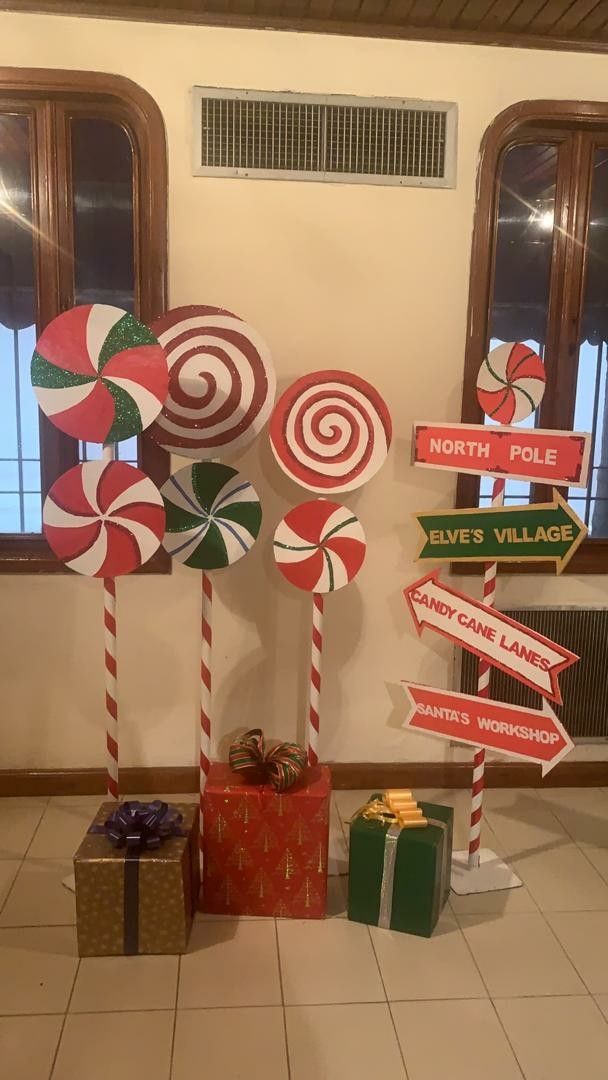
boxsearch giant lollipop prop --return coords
[274,500,366,764]
[43,461,165,795]
[161,461,262,861]
[148,305,273,844]
[467,343,546,869]
[270,370,390,763]
[32,305,168,799]
[269,370,391,493]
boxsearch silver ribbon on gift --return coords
[377,816,449,930]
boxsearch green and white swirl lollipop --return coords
[161,462,262,570]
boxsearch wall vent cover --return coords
[192,88,457,187]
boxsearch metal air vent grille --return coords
[193,89,457,187]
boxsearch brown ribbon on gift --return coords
[353,794,449,930]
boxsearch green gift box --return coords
[347,796,453,938]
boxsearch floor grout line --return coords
[589,993,608,1028]
[168,955,182,1080]
[535,901,595,996]
[455,908,527,1080]
[366,924,409,1078]
[48,955,80,1080]
[273,918,292,1080]
[0,800,49,917]
[538,798,608,887]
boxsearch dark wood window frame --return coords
[0,67,169,573]
[457,99,608,577]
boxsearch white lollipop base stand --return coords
[451,848,522,895]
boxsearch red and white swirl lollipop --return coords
[476,342,545,424]
[148,305,275,458]
[274,500,366,767]
[270,370,392,493]
[273,500,366,593]
[43,460,165,577]
[31,304,168,443]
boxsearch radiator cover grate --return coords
[460,608,608,740]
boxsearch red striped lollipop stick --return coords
[273,501,366,768]
[467,476,505,868]
[104,576,119,800]
[102,444,119,800]
[308,593,323,766]
[200,570,212,862]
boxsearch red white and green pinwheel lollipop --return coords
[32,304,168,444]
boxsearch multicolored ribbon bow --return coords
[99,800,185,850]
[229,728,307,792]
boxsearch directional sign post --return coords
[415,491,587,572]
[413,421,591,487]
[404,570,579,703]
[403,682,574,776]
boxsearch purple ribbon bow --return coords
[100,800,185,851]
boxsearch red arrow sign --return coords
[403,682,574,775]
[413,421,591,487]
[403,570,579,703]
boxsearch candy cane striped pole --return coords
[102,444,119,800]
[200,571,213,861]
[104,577,119,800]
[467,476,505,869]
[308,593,323,766]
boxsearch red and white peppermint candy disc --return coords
[147,305,275,458]
[273,500,366,593]
[477,342,546,424]
[31,304,168,443]
[43,461,165,577]
[269,370,392,493]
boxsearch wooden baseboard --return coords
[1,760,606,797]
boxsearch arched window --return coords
[0,69,168,571]
[459,100,608,574]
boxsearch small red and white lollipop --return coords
[274,499,366,767]
[273,500,366,593]
[476,342,545,424]
[31,304,168,444]
[43,460,165,577]
[148,305,275,458]
[270,370,392,493]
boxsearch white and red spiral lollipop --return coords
[476,342,545,424]
[269,370,392,493]
[147,305,275,458]
[43,460,165,577]
[273,500,366,593]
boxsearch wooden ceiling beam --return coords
[575,0,608,35]
[505,1,552,31]
[526,0,581,32]
[2,0,608,48]
[552,0,605,33]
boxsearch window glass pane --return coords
[479,143,557,509]
[79,437,139,464]
[72,118,137,466]
[71,117,135,311]
[0,113,41,534]
[490,143,557,349]
[573,148,608,535]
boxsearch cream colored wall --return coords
[1,10,607,770]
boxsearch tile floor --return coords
[1,787,608,1078]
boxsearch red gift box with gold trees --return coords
[202,759,331,918]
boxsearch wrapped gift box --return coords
[203,763,331,918]
[348,795,453,938]
[74,801,199,956]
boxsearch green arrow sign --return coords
[415,491,587,572]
